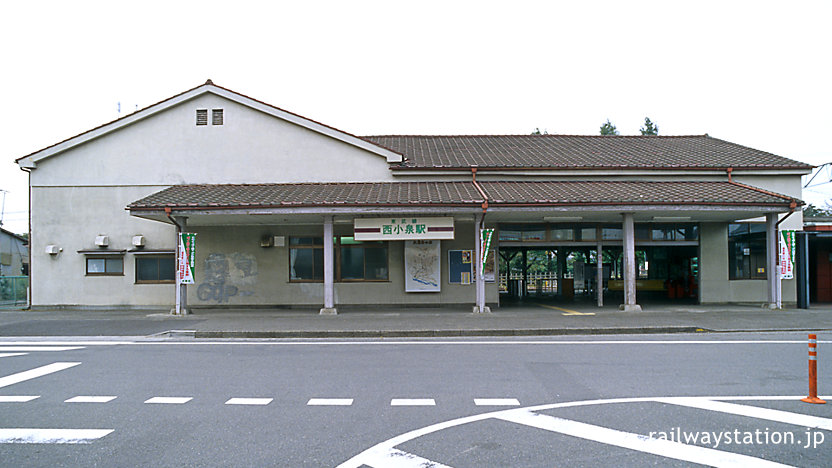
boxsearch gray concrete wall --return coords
[29,186,176,308]
[186,222,498,309]
[698,222,795,305]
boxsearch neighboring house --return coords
[0,227,28,277]
[15,81,811,312]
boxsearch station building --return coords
[15,81,811,312]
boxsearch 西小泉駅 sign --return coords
[354,217,455,241]
[178,233,196,284]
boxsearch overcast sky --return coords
[2,1,830,234]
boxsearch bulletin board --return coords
[448,250,472,285]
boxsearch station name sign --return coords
[354,217,455,241]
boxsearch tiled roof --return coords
[363,135,812,170]
[128,181,797,211]
[479,181,795,206]
[128,182,485,209]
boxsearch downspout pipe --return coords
[165,207,188,315]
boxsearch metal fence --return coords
[0,276,28,308]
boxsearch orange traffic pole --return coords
[801,334,826,404]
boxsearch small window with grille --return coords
[196,109,208,126]
[212,109,223,125]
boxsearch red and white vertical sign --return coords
[780,230,795,280]
[178,233,196,284]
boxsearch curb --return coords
[190,327,712,339]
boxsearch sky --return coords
[1,1,831,235]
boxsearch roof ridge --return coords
[363,134,709,139]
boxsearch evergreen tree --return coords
[640,117,659,135]
[599,119,619,136]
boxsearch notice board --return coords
[448,250,472,285]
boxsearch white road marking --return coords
[657,397,832,431]
[0,362,81,389]
[338,396,822,468]
[496,409,790,468]
[225,398,272,405]
[0,353,28,358]
[0,341,130,346]
[391,398,436,406]
[0,346,84,351]
[65,396,117,403]
[0,428,113,444]
[0,396,39,402]
[475,398,520,406]
[144,397,192,404]
[125,339,832,346]
[359,447,453,468]
[307,398,354,406]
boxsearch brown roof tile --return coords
[128,181,797,211]
[363,135,812,170]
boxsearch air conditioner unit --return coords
[45,245,60,255]
[132,235,146,247]
[260,235,274,248]
[95,235,109,247]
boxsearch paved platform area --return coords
[1,301,831,338]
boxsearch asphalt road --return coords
[1,333,831,467]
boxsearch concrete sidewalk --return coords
[1,302,831,338]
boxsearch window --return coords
[337,237,388,281]
[728,223,767,279]
[289,237,323,281]
[212,108,223,125]
[86,257,123,276]
[136,255,175,283]
[288,236,388,282]
[196,109,208,126]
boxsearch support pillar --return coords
[596,241,603,307]
[619,213,642,311]
[797,232,810,309]
[766,213,778,309]
[172,216,189,315]
[557,249,566,298]
[320,215,337,315]
[474,213,490,313]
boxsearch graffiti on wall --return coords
[196,252,258,303]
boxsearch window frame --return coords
[135,254,176,284]
[85,256,124,276]
[288,236,389,283]
[728,223,768,280]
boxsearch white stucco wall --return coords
[29,94,395,186]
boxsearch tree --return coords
[531,128,549,135]
[640,117,659,136]
[804,203,832,218]
[599,119,619,136]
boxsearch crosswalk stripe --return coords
[357,447,454,468]
[657,397,832,431]
[474,398,520,406]
[0,396,39,402]
[144,397,192,404]
[496,409,791,467]
[0,362,81,389]
[65,396,117,403]
[391,399,435,406]
[225,398,272,406]
[0,428,113,444]
[0,353,28,358]
[307,398,353,406]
